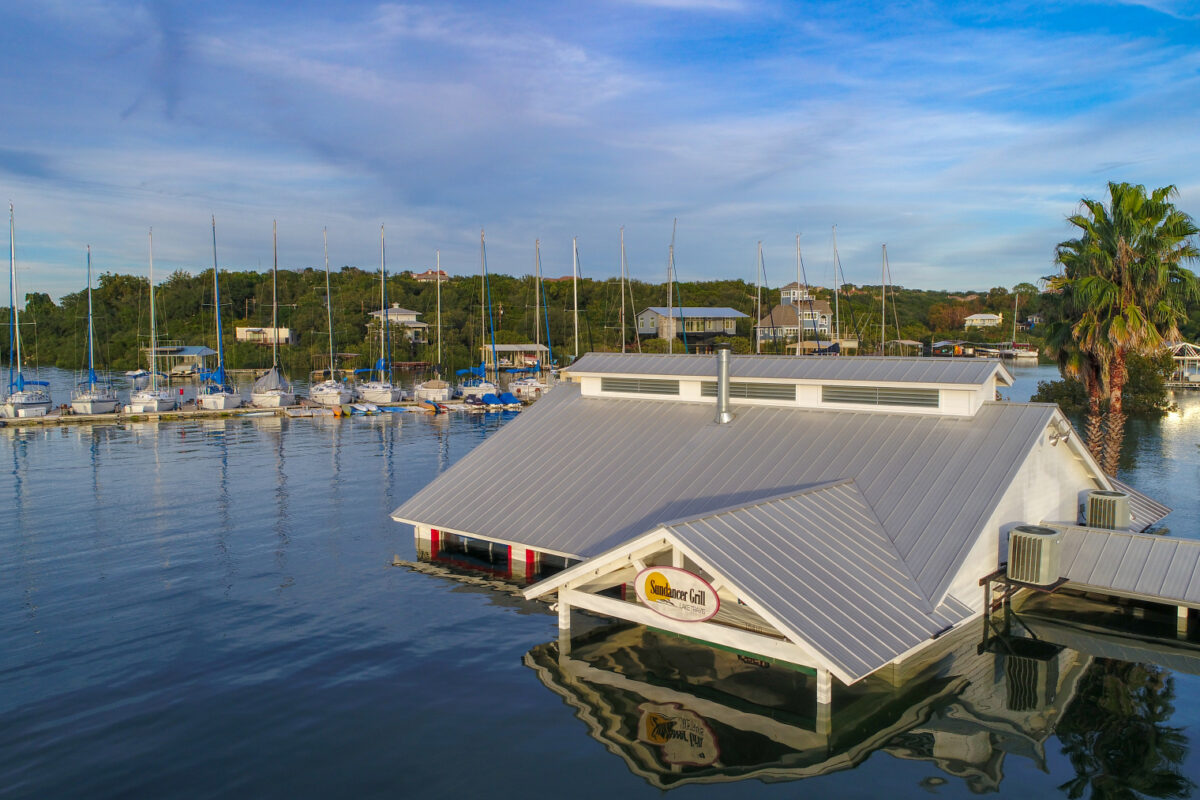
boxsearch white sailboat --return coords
[198,216,242,410]
[414,251,450,403]
[510,239,550,401]
[129,229,177,413]
[251,221,295,407]
[2,203,51,418]
[356,224,403,404]
[309,228,353,407]
[70,245,119,414]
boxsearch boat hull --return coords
[199,392,242,410]
[414,383,451,402]
[356,384,402,404]
[128,392,176,413]
[2,390,52,419]
[71,396,120,415]
[309,382,352,406]
[251,390,295,408]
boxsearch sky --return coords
[2,0,1199,301]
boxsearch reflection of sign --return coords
[638,702,719,766]
[634,567,720,622]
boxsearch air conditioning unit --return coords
[1007,525,1062,586]
[1087,490,1131,530]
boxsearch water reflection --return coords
[526,614,1198,794]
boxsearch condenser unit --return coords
[1007,525,1063,586]
[1087,490,1131,530]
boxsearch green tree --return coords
[1046,182,1199,474]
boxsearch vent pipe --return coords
[715,342,733,424]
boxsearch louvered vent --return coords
[820,385,939,408]
[599,377,680,395]
[700,381,796,401]
[1007,525,1062,586]
[1087,490,1131,530]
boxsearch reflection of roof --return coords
[568,352,1012,386]
[643,307,748,319]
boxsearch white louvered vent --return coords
[1007,525,1062,586]
[1087,490,1131,530]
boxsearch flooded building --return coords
[392,348,1187,712]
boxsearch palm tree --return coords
[1047,182,1199,475]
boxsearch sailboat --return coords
[414,250,450,404]
[198,216,242,410]
[251,221,296,407]
[2,203,51,418]
[70,246,119,414]
[509,239,551,401]
[456,229,498,401]
[309,228,353,406]
[356,224,403,404]
[129,229,177,412]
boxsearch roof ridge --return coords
[649,478,854,530]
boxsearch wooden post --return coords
[815,669,832,736]
[558,596,572,658]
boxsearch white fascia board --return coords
[1053,408,1110,488]
[522,530,671,600]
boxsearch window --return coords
[821,385,939,408]
[701,381,796,401]
[601,377,680,395]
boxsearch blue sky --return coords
[2,0,1198,300]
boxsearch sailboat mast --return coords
[324,228,334,381]
[148,228,157,392]
[480,229,498,376]
[619,227,627,354]
[666,220,676,354]
[211,216,225,383]
[881,244,888,355]
[10,203,20,388]
[272,221,280,369]
[534,239,541,354]
[795,235,803,356]
[380,223,388,382]
[572,237,579,360]
[832,225,841,345]
[1012,292,1019,344]
[436,250,442,366]
[86,245,96,385]
[755,241,763,355]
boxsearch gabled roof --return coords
[392,382,1055,604]
[642,306,749,319]
[567,352,1013,387]
[755,302,833,327]
[649,481,972,682]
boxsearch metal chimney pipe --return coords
[715,342,733,424]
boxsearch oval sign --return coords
[634,566,720,623]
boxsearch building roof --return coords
[480,343,550,352]
[393,381,1053,606]
[642,307,749,319]
[965,313,1002,320]
[755,302,833,327]
[650,480,973,682]
[1058,525,1200,608]
[1109,477,1172,531]
[151,345,216,357]
[369,306,421,317]
[567,352,1013,387]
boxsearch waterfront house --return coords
[393,348,1183,711]
[754,302,833,348]
[636,307,748,351]
[931,340,975,357]
[964,313,1002,329]
[480,343,551,371]
[368,303,428,343]
[412,269,448,283]
[235,326,295,346]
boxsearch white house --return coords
[393,349,1184,718]
[235,327,295,346]
[754,301,833,347]
[369,303,429,343]
[964,313,1003,329]
[636,307,747,342]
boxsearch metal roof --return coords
[1057,525,1200,607]
[643,307,748,319]
[1109,477,1172,531]
[567,352,1013,386]
[393,383,1056,604]
[655,480,973,682]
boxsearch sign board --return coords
[637,702,719,766]
[634,566,720,623]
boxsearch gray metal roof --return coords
[657,480,972,682]
[643,307,748,319]
[566,352,1012,386]
[1110,477,1172,531]
[1058,525,1200,607]
[393,383,1056,604]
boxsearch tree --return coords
[1046,182,1199,474]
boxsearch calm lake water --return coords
[3,364,1200,798]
